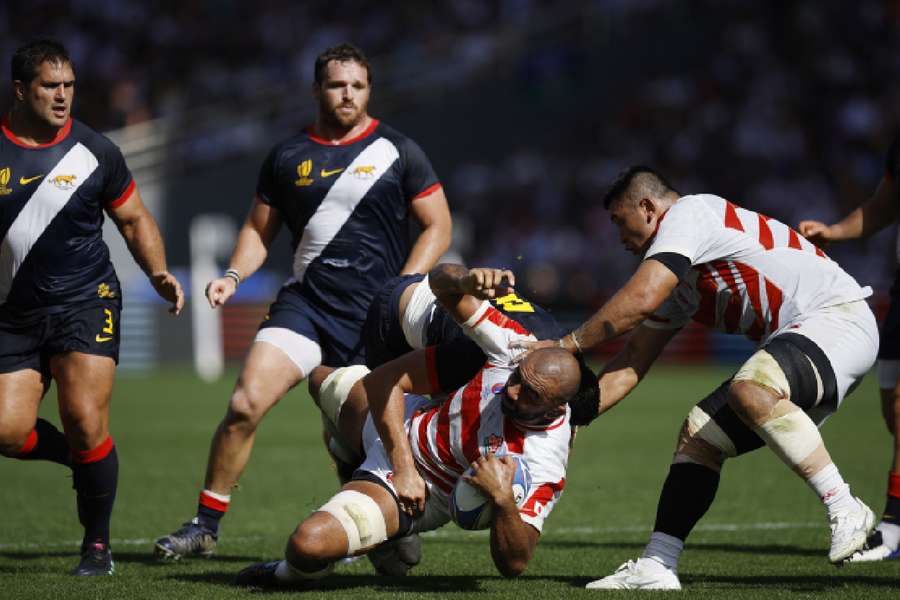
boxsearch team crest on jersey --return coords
[0,167,11,195]
[50,174,77,190]
[351,165,376,179]
[97,283,117,299]
[491,383,505,395]
[295,159,314,187]
[484,434,504,454]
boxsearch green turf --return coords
[1,364,898,598]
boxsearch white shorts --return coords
[357,393,451,534]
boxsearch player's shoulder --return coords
[68,119,123,157]
[372,121,426,154]
[264,131,311,163]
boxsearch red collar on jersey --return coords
[512,413,567,432]
[649,207,670,240]
[1,114,73,149]
[305,118,379,146]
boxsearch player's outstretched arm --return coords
[597,325,680,416]
[206,197,283,309]
[428,263,515,324]
[363,349,437,515]
[464,454,540,577]
[107,187,184,315]
[402,187,452,275]
[799,175,899,244]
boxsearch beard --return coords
[320,98,365,131]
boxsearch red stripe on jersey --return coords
[411,182,442,201]
[765,278,784,332]
[787,229,803,250]
[71,436,114,464]
[199,491,230,513]
[888,472,900,498]
[15,428,38,455]
[460,371,484,464]
[417,460,454,494]
[435,399,461,472]
[732,262,765,341]
[503,417,525,454]
[415,410,458,490]
[693,268,719,328]
[485,307,529,335]
[1,115,72,148]
[521,478,566,518]
[724,201,744,231]
[305,119,380,145]
[424,346,440,392]
[108,179,136,209]
[757,215,774,250]
[714,262,743,334]
[815,246,826,258]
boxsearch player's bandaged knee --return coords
[754,403,823,466]
[673,406,735,470]
[316,365,370,428]
[733,350,791,399]
[319,490,387,555]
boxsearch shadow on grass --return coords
[681,573,900,591]
[536,539,822,557]
[0,550,263,571]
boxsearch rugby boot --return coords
[235,561,281,588]
[828,496,876,564]
[72,542,115,576]
[367,533,422,576]
[585,558,681,590]
[154,517,217,561]
[847,526,900,562]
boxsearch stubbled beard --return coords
[320,100,363,130]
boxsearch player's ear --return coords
[12,80,25,102]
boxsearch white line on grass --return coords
[0,522,820,551]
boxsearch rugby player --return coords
[526,167,878,589]
[235,264,589,587]
[0,40,184,576]
[798,137,900,561]
[154,43,451,560]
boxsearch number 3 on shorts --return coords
[96,308,114,342]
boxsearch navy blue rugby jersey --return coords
[0,117,133,318]
[256,119,441,320]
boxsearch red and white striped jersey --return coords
[644,194,872,343]
[410,300,570,532]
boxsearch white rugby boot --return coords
[586,557,681,590]
[828,496,876,564]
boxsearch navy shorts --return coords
[0,300,121,377]
[362,274,424,369]
[879,266,900,360]
[259,284,366,367]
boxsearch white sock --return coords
[806,463,856,515]
[273,559,333,583]
[641,531,683,571]
[876,521,900,550]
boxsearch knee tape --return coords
[755,405,822,465]
[316,365,370,428]
[733,350,791,398]
[319,490,387,555]
[401,276,437,349]
[673,406,736,467]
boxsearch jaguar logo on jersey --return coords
[351,165,376,179]
[484,434,504,454]
[50,174,77,190]
[97,283,117,299]
[295,159,314,186]
[0,167,11,195]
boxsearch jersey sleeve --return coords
[517,426,569,532]
[645,198,713,265]
[255,146,281,208]
[462,301,534,367]
[885,135,900,182]
[643,294,691,330]
[401,138,441,201]
[100,141,135,208]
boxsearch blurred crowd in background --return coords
[2,0,899,313]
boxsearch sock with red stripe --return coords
[71,437,118,551]
[14,419,71,466]
[197,490,230,534]
[884,472,900,527]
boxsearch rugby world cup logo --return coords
[295,159,314,187]
[0,167,11,195]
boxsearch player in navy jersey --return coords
[799,136,900,561]
[154,43,451,560]
[0,40,184,576]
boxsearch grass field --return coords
[1,364,899,599]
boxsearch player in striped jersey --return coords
[799,136,900,562]
[526,167,877,589]
[236,264,585,587]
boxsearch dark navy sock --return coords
[196,491,228,534]
[884,472,900,526]
[653,462,721,541]
[72,439,118,550]
[15,419,71,466]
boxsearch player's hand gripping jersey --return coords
[256,120,440,319]
[404,301,569,532]
[643,194,871,343]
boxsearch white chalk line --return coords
[0,521,821,551]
